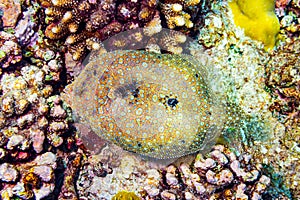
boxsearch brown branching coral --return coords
[159,0,208,30]
[158,30,187,54]
[102,27,190,55]
[40,0,158,60]
[39,0,211,61]
[160,2,194,29]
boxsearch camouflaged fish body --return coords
[71,50,226,159]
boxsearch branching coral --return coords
[102,27,188,55]
[159,0,210,32]
[39,0,211,61]
[160,2,194,29]
[39,0,158,60]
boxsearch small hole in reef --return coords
[195,74,199,78]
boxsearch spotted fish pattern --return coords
[72,50,226,159]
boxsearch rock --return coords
[30,165,54,182]
[31,129,45,153]
[0,163,19,182]
[6,134,24,150]
[0,0,21,27]
[32,152,57,167]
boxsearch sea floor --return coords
[0,0,299,199]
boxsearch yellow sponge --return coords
[229,0,280,50]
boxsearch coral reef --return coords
[68,50,227,159]
[39,0,158,60]
[159,0,212,34]
[195,1,279,137]
[102,27,190,55]
[14,5,40,47]
[77,150,119,199]
[0,0,299,199]
[266,40,300,128]
[229,0,280,50]
[0,23,75,199]
[160,0,198,29]
[142,145,271,199]
[39,0,211,61]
